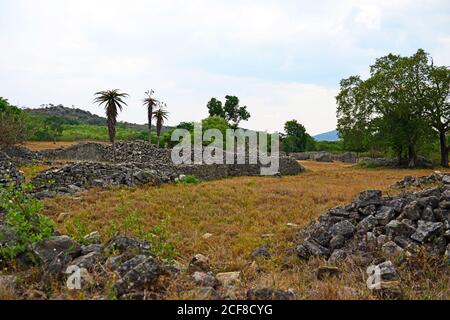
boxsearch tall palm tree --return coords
[153,103,169,147]
[93,89,128,162]
[143,90,159,144]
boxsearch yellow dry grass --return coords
[41,161,450,299]
[23,141,108,151]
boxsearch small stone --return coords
[411,220,444,243]
[375,207,395,226]
[310,226,332,246]
[247,288,295,300]
[252,245,271,259]
[286,223,299,228]
[57,212,72,223]
[385,220,415,238]
[329,235,346,250]
[382,241,404,256]
[328,249,347,263]
[202,233,213,240]
[303,240,330,258]
[377,234,389,247]
[402,201,422,221]
[192,272,219,288]
[316,266,340,280]
[330,220,355,239]
[188,254,210,273]
[353,190,382,208]
[421,207,436,222]
[357,215,378,232]
[216,272,241,287]
[81,244,103,255]
[83,231,101,244]
[71,252,103,270]
[442,175,450,184]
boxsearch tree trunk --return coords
[157,134,160,147]
[148,108,153,144]
[439,130,449,168]
[396,148,402,166]
[408,145,417,168]
[112,140,116,163]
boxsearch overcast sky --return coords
[1,0,449,134]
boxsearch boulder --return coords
[353,190,383,208]
[33,236,81,266]
[411,221,444,243]
[330,220,355,239]
[114,256,161,297]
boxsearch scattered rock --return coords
[251,245,271,259]
[188,254,210,273]
[71,252,103,270]
[33,235,81,267]
[192,272,219,288]
[316,266,340,280]
[83,231,101,244]
[216,272,241,287]
[411,221,444,243]
[381,241,404,256]
[202,233,213,240]
[330,220,355,239]
[114,256,161,298]
[247,288,295,300]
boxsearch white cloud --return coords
[0,0,449,134]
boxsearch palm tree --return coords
[153,103,169,147]
[93,89,128,162]
[143,90,159,144]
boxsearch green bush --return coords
[177,175,200,185]
[0,183,54,259]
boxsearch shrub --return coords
[177,175,200,185]
[144,222,177,262]
[0,183,54,259]
[0,98,30,146]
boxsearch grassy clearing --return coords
[40,161,450,299]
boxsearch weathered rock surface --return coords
[289,151,357,163]
[295,183,450,263]
[247,288,295,300]
[0,155,25,188]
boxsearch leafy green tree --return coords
[336,50,439,167]
[207,96,250,129]
[282,120,315,153]
[143,90,159,144]
[44,116,64,144]
[153,103,169,147]
[0,97,29,146]
[94,89,129,161]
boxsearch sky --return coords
[1,0,449,135]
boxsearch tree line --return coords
[336,49,450,167]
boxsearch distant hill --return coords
[313,130,339,142]
[24,104,169,131]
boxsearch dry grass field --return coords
[35,161,450,300]
[23,141,108,151]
